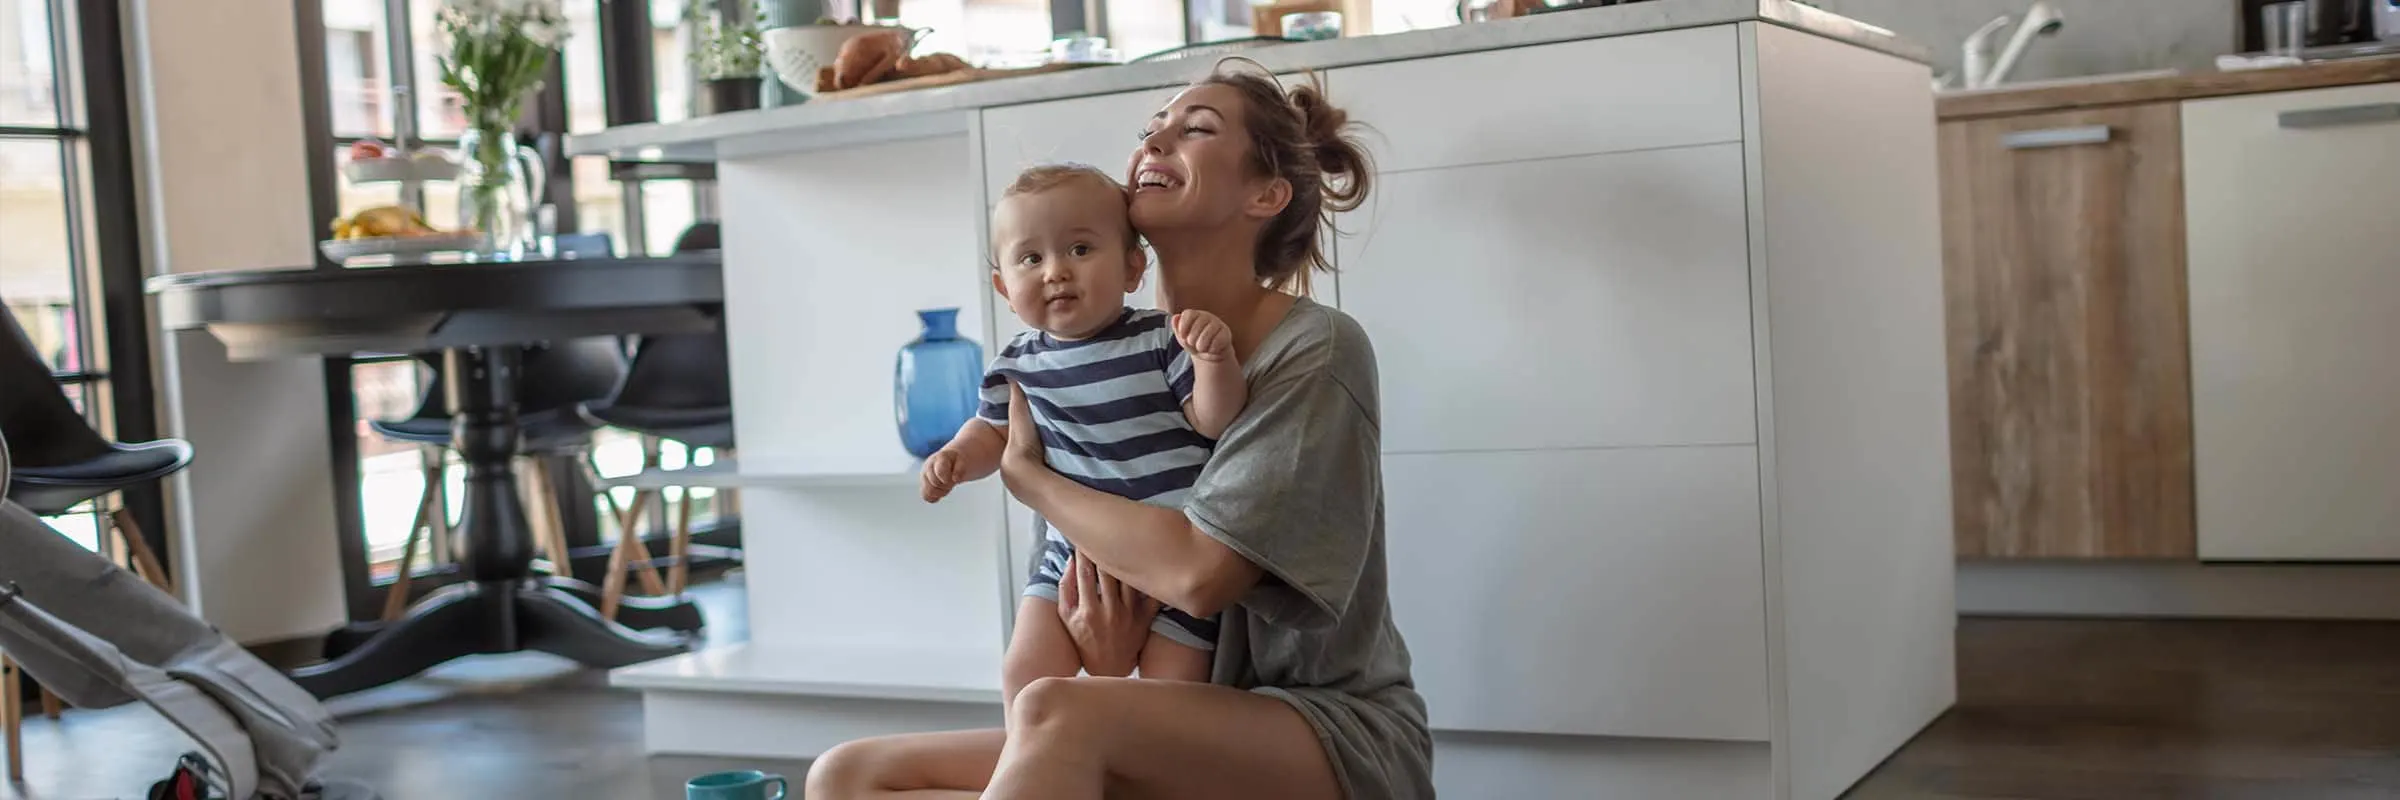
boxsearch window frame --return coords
[4,0,164,569]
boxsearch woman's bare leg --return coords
[983,676,1342,800]
[803,728,1005,800]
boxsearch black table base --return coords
[293,579,691,697]
[317,577,704,661]
[292,346,694,699]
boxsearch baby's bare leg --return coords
[1003,597,1083,715]
[1135,631,1211,682]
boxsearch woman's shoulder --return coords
[1253,297,1378,398]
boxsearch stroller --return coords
[0,434,373,798]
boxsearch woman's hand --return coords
[1057,551,1160,678]
[997,383,1049,495]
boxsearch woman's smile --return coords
[1133,164,1184,192]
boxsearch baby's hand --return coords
[1173,309,1232,363]
[921,449,963,503]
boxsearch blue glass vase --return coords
[894,308,984,459]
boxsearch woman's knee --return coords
[804,739,882,799]
[1009,675,1106,740]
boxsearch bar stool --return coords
[0,303,190,780]
[372,338,626,620]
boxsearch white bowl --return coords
[764,24,921,97]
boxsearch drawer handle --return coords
[2001,125,2113,149]
[2278,103,2400,129]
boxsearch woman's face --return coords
[1127,83,1269,233]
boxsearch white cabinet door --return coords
[1328,26,1742,173]
[980,88,1181,210]
[1337,143,1757,454]
[1385,447,1770,741]
[2185,83,2400,560]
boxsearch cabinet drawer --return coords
[1938,102,2195,559]
[2184,82,2400,561]
[1385,447,1770,740]
[1339,143,1757,453]
[1329,27,1742,173]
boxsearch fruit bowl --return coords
[764,23,924,97]
[320,232,487,264]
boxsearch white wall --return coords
[128,0,347,644]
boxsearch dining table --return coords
[147,254,723,698]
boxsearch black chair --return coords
[576,223,735,618]
[1,300,190,757]
[370,338,626,621]
[578,331,733,451]
[0,301,187,590]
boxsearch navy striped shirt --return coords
[979,308,1208,505]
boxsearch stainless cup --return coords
[2263,0,2311,56]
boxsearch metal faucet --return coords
[1961,1,2065,89]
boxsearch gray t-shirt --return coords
[1186,297,1433,799]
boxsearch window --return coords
[0,0,155,555]
[306,0,726,614]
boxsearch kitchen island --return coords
[571,1,1955,797]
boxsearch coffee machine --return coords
[2236,0,2400,51]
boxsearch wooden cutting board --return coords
[811,62,1102,101]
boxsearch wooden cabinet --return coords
[1938,102,2196,559]
[2183,82,2400,561]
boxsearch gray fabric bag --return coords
[0,495,355,798]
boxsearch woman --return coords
[805,61,1430,799]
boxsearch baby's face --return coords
[990,181,1144,340]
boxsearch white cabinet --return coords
[1330,27,1742,173]
[979,88,1182,209]
[1384,447,1771,741]
[1337,143,1758,453]
[2184,82,2400,561]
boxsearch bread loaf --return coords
[894,52,968,79]
[833,32,904,90]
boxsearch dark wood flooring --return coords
[1848,617,2400,799]
[14,579,2400,798]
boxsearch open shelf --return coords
[612,641,1002,704]
[596,460,920,491]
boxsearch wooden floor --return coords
[13,585,2400,798]
[1848,617,2400,799]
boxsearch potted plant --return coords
[436,0,569,258]
[690,4,765,114]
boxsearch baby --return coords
[920,163,1245,701]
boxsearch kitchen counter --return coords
[1938,55,2400,121]
[566,0,1919,163]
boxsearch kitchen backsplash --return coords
[1812,0,2237,83]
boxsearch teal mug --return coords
[687,770,788,800]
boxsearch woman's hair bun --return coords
[1288,80,1369,213]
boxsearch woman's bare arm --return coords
[999,385,1262,617]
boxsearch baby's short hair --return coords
[1002,162,1124,200]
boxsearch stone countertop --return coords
[566,0,1919,163]
[1936,55,2400,121]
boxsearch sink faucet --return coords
[1962,1,2065,89]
